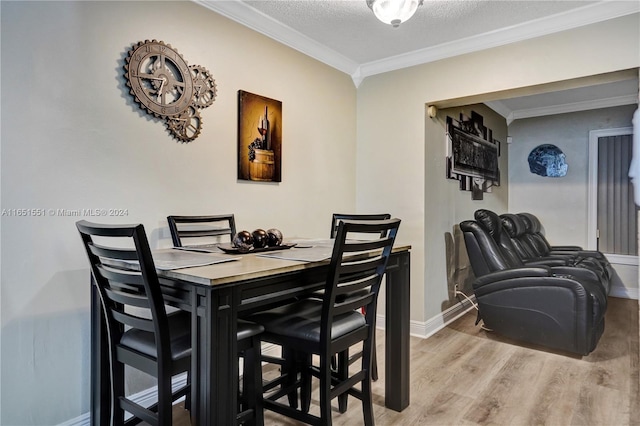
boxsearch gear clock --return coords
[190,65,217,109]
[124,40,216,142]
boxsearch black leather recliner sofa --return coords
[460,209,608,355]
[499,213,612,294]
[516,212,614,281]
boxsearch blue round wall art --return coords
[528,144,568,177]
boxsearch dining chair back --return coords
[167,214,236,247]
[330,213,391,238]
[250,218,401,425]
[329,213,391,392]
[78,220,265,425]
[76,220,191,426]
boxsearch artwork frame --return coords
[445,111,500,199]
[237,90,282,182]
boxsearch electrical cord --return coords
[455,289,493,332]
[455,289,478,310]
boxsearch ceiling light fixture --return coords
[366,0,423,28]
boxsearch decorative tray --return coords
[217,242,297,254]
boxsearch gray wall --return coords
[508,105,637,247]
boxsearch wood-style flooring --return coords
[170,296,639,425]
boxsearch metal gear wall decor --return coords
[124,39,217,142]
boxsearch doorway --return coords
[588,126,639,298]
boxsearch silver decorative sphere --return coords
[232,230,254,253]
[266,228,283,246]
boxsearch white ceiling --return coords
[196,0,639,121]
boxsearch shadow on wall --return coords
[443,224,475,312]
[0,268,157,425]
[1,269,91,425]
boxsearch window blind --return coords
[597,134,638,255]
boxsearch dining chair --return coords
[76,220,264,426]
[167,213,294,410]
[248,218,401,425]
[330,213,391,386]
[167,214,236,247]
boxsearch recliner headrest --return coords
[474,209,502,240]
[518,213,541,233]
[500,213,526,237]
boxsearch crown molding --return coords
[194,0,360,76]
[358,1,640,80]
[487,94,638,125]
[193,1,639,87]
[484,100,513,120]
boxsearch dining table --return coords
[90,239,411,425]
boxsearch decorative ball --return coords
[233,231,254,253]
[266,228,283,247]
[252,229,268,249]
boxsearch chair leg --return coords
[252,341,265,426]
[361,341,374,426]
[112,361,125,426]
[371,333,378,382]
[282,348,299,409]
[240,352,251,422]
[158,372,173,426]
[241,335,264,426]
[299,353,313,414]
[364,306,378,382]
[319,355,333,426]
[337,350,349,413]
[185,369,191,411]
[361,374,374,426]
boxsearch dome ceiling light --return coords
[366,0,424,28]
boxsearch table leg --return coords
[192,287,239,425]
[385,251,410,411]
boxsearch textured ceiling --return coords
[243,0,598,64]
[197,0,639,119]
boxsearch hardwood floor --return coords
[171,296,639,425]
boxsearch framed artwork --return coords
[445,111,500,200]
[237,90,282,182]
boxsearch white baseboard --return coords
[376,296,477,339]
[58,374,188,426]
[609,284,639,300]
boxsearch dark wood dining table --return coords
[91,242,411,425]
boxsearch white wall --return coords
[356,14,639,324]
[508,105,638,297]
[0,2,356,424]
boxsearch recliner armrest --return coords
[524,258,568,267]
[576,250,607,260]
[550,245,583,251]
[473,266,551,289]
[473,269,607,312]
[549,249,607,262]
[550,265,602,285]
